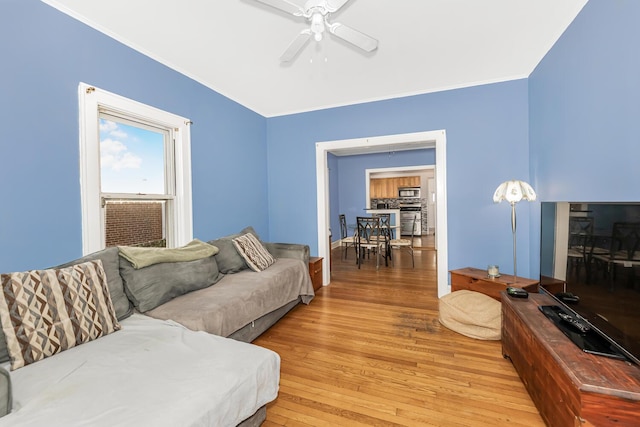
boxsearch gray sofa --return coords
[0,226,314,426]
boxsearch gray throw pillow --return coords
[240,226,260,239]
[207,226,262,274]
[207,237,247,274]
[119,255,223,313]
[0,365,11,416]
[0,334,8,365]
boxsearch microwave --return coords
[398,187,420,199]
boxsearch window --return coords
[79,83,192,255]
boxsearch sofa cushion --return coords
[0,260,121,370]
[207,226,261,274]
[232,233,276,272]
[207,238,246,274]
[240,226,260,239]
[146,258,315,337]
[438,290,502,340]
[57,247,132,321]
[120,255,223,313]
[0,366,10,417]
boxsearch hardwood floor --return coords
[254,247,545,426]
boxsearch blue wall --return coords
[267,81,532,276]
[529,0,640,276]
[0,1,536,279]
[0,0,268,271]
[7,0,631,283]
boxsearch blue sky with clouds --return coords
[99,118,165,194]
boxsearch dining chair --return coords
[592,222,640,289]
[389,215,416,268]
[339,214,356,260]
[372,213,392,263]
[566,216,594,277]
[355,216,384,269]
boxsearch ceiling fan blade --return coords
[280,30,312,62]
[325,0,351,13]
[252,0,305,16]
[329,23,378,52]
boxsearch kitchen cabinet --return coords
[396,176,420,188]
[370,176,420,199]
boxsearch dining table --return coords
[348,213,401,268]
[365,208,401,239]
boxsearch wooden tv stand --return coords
[501,291,640,426]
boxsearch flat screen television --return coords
[539,202,640,365]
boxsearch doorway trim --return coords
[315,130,449,297]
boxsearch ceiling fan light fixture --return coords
[310,12,325,41]
[254,0,378,62]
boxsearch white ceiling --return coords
[43,0,587,117]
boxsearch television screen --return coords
[540,202,640,364]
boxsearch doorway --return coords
[315,130,449,298]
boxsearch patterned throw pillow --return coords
[232,233,276,272]
[0,260,121,370]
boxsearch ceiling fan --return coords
[253,0,378,62]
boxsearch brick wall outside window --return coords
[105,201,165,247]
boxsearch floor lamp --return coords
[493,180,537,283]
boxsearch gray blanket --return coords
[145,258,314,337]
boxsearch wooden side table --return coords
[309,257,323,291]
[450,267,538,301]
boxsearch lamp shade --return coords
[493,180,537,204]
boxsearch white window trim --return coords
[78,82,193,255]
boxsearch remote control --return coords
[506,287,529,299]
[555,292,580,304]
[557,312,591,333]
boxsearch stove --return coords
[399,205,421,211]
[399,197,420,206]
[399,202,422,235]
